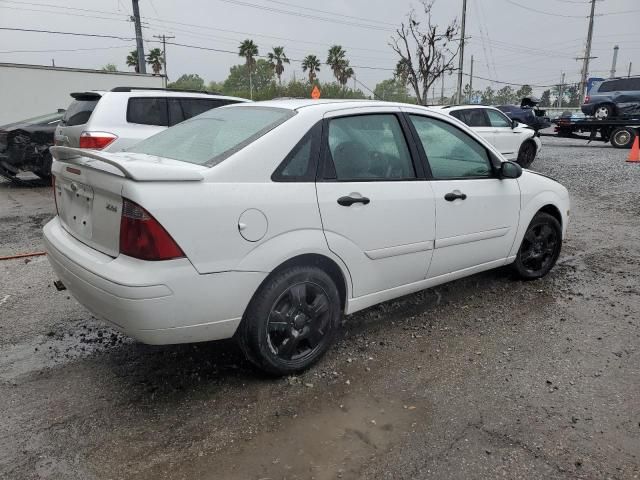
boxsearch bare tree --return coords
[390,0,460,105]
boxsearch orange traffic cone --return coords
[628,134,640,163]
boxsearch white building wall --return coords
[0,63,164,125]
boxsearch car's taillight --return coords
[584,95,590,104]
[52,174,59,215]
[79,131,117,149]
[119,199,184,261]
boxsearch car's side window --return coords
[409,115,492,180]
[127,98,169,126]
[272,122,321,182]
[324,114,415,181]
[450,109,489,127]
[486,109,512,128]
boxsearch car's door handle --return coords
[444,192,467,202]
[337,195,370,206]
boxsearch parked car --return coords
[0,110,64,182]
[54,87,248,152]
[44,99,570,375]
[430,105,542,168]
[497,97,551,131]
[581,76,640,118]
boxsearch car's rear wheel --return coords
[512,212,562,280]
[516,140,537,168]
[610,127,635,149]
[594,104,615,119]
[238,265,341,376]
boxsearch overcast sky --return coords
[0,0,638,96]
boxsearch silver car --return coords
[54,87,248,151]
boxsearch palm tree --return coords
[327,45,346,83]
[146,48,164,75]
[302,55,321,84]
[267,46,289,86]
[337,60,354,90]
[239,39,259,99]
[126,50,139,73]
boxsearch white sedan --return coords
[44,99,570,375]
[430,105,542,168]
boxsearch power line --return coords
[0,44,133,54]
[0,4,131,23]
[504,0,588,18]
[215,0,393,32]
[264,0,396,27]
[0,26,136,40]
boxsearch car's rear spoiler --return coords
[50,146,205,182]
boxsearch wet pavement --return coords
[1,137,639,479]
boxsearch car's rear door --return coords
[486,108,520,159]
[403,109,520,278]
[315,107,436,298]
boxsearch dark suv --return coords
[497,97,551,131]
[581,76,640,118]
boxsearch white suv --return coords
[54,87,248,152]
[430,105,542,167]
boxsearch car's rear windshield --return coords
[128,106,295,166]
[61,98,99,126]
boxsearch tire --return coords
[594,104,615,119]
[237,265,341,376]
[610,127,635,149]
[512,212,562,280]
[516,140,537,168]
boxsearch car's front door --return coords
[486,108,520,159]
[315,109,436,298]
[450,108,495,145]
[405,112,521,278]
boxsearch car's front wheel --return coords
[516,140,537,168]
[512,212,562,280]
[238,265,341,376]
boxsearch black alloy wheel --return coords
[238,265,340,376]
[513,212,562,280]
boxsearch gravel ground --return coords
[0,137,639,479]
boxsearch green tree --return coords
[223,59,275,98]
[301,55,321,84]
[208,80,224,93]
[495,86,516,105]
[394,58,411,86]
[267,46,289,86]
[327,45,346,82]
[373,78,413,103]
[146,48,164,75]
[337,60,354,89]
[481,86,495,105]
[566,84,580,107]
[515,84,533,100]
[126,50,139,73]
[239,39,259,99]
[539,89,551,107]
[101,63,117,72]
[168,74,205,91]
[551,84,566,107]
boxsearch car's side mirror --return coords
[500,161,523,178]
[511,119,519,129]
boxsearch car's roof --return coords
[71,90,248,102]
[428,104,498,112]
[231,98,431,113]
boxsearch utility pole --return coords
[558,72,565,108]
[609,45,619,78]
[456,0,467,104]
[577,0,597,104]
[629,62,633,77]
[153,34,175,87]
[468,55,474,103]
[441,74,444,105]
[131,0,146,74]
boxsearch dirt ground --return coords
[1,137,639,480]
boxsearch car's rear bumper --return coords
[43,217,267,344]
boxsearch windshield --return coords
[62,99,99,126]
[128,106,295,166]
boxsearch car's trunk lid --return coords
[50,147,206,257]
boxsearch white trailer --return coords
[0,62,164,125]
